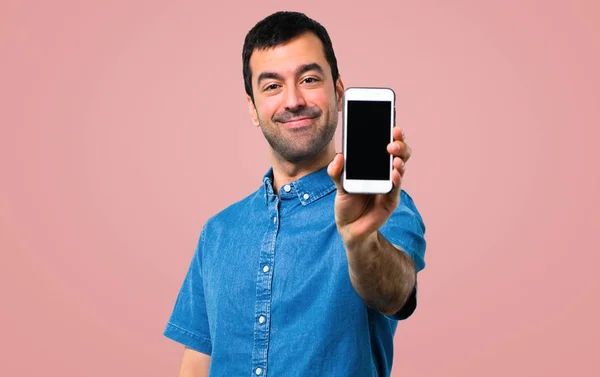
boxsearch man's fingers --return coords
[388,167,402,199]
[393,157,406,176]
[393,126,406,142]
[390,127,411,162]
[387,141,412,162]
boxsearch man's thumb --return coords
[327,154,345,193]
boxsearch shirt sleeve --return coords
[379,190,427,321]
[163,226,212,355]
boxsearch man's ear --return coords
[335,75,345,110]
[246,94,260,127]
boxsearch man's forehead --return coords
[249,33,329,77]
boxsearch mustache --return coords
[272,107,322,123]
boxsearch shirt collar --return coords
[262,165,336,206]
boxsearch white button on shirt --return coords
[258,316,266,324]
[303,193,310,200]
[263,265,270,273]
[255,367,263,375]
[283,184,291,192]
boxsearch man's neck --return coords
[270,144,336,194]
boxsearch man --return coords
[163,11,427,377]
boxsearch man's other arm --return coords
[178,347,211,377]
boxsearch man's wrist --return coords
[342,230,380,253]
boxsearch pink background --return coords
[1,0,599,375]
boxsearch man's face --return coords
[247,32,344,163]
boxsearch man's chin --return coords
[276,144,328,164]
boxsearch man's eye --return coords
[264,84,279,91]
[303,77,319,84]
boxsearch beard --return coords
[258,105,338,163]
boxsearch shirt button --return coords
[263,265,270,273]
[303,193,310,200]
[273,216,277,224]
[258,315,266,324]
[283,184,291,192]
[255,367,263,375]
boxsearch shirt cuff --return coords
[163,322,212,355]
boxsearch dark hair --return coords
[242,11,340,101]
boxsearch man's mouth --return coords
[281,117,316,128]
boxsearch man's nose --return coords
[283,85,307,110]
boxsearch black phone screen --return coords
[345,100,392,180]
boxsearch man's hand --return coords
[327,126,412,246]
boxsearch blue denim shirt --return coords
[163,166,426,377]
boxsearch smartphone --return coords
[342,87,395,194]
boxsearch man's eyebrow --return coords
[257,71,284,84]
[296,63,325,76]
[256,63,326,85]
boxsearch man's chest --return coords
[201,211,362,334]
